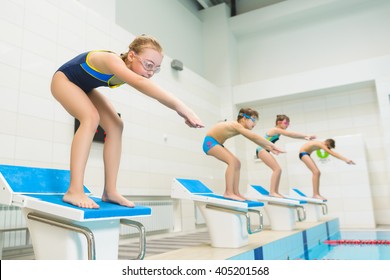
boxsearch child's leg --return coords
[300,156,325,200]
[51,72,99,208]
[88,90,134,207]
[207,146,244,201]
[258,150,283,197]
[232,160,246,200]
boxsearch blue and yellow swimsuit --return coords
[56,50,125,93]
[256,133,280,156]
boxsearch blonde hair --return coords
[120,34,163,61]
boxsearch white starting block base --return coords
[24,208,120,260]
[247,184,307,231]
[196,202,248,248]
[302,204,322,222]
[264,204,296,231]
[172,178,264,248]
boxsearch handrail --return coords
[268,202,307,222]
[320,203,328,215]
[296,205,306,222]
[247,208,263,234]
[120,219,146,260]
[27,212,96,260]
[205,204,263,234]
[305,201,328,215]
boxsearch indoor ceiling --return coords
[193,0,287,16]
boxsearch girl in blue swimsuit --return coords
[52,35,204,209]
[256,115,316,197]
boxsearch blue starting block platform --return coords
[288,188,328,222]
[172,178,264,248]
[246,184,307,231]
[0,164,151,260]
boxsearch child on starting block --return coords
[203,108,284,201]
[51,35,204,209]
[299,139,355,200]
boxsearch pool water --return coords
[297,230,390,260]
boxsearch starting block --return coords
[246,184,306,231]
[171,178,264,248]
[288,188,328,222]
[0,164,151,260]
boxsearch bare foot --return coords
[270,192,285,198]
[313,194,327,201]
[224,193,245,201]
[102,192,135,207]
[63,192,99,209]
[237,193,248,201]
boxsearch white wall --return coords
[116,0,205,78]
[233,0,390,83]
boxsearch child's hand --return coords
[183,112,204,128]
[346,159,355,165]
[305,135,316,140]
[177,106,204,128]
[269,145,285,155]
[185,119,204,128]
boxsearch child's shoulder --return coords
[216,120,236,127]
[309,140,325,147]
[216,121,244,133]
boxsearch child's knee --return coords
[274,167,282,175]
[79,112,100,133]
[313,169,321,177]
[232,159,241,170]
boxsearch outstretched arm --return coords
[272,127,316,140]
[320,144,355,165]
[106,54,204,128]
[233,123,285,154]
[330,150,355,164]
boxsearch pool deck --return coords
[146,217,339,260]
[9,216,386,260]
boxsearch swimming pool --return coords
[227,219,389,260]
[297,230,390,260]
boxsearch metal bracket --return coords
[268,202,307,222]
[296,205,306,222]
[120,219,146,260]
[320,203,328,215]
[205,204,263,234]
[27,212,96,260]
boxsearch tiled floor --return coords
[119,230,211,259]
[2,229,211,260]
[4,220,389,260]
[2,221,321,260]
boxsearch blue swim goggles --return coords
[240,113,257,123]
